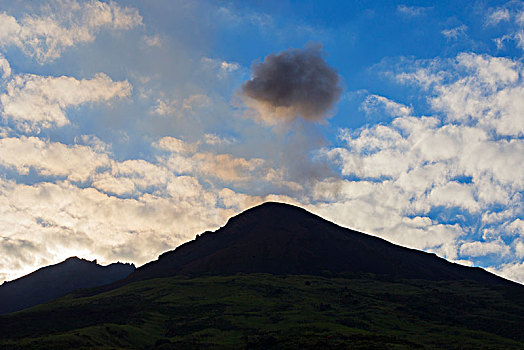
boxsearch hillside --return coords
[1,274,523,349]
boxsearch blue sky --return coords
[0,0,522,283]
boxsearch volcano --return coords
[127,202,511,285]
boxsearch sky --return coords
[0,0,523,283]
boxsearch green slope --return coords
[1,274,523,349]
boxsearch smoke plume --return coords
[241,44,342,123]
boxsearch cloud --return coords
[488,262,524,283]
[203,134,236,146]
[1,73,132,130]
[460,240,510,257]
[396,5,431,18]
[0,136,111,182]
[0,54,11,79]
[486,4,524,51]
[201,57,241,79]
[485,8,511,26]
[361,94,412,119]
[150,94,211,117]
[240,44,342,123]
[0,0,142,63]
[153,136,197,155]
[441,25,468,40]
[0,177,230,280]
[399,53,524,137]
[316,52,524,268]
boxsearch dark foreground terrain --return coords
[1,273,524,349]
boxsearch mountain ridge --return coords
[0,256,135,315]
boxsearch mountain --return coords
[1,202,523,349]
[127,202,511,285]
[0,257,135,315]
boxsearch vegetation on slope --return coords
[1,273,523,349]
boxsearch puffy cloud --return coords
[1,73,132,129]
[318,52,524,266]
[0,54,11,79]
[241,45,342,123]
[460,240,510,258]
[361,94,412,119]
[488,262,524,283]
[0,136,110,181]
[0,177,230,280]
[429,53,523,136]
[153,136,197,155]
[0,0,142,63]
[151,98,178,116]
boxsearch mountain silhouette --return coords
[0,257,134,315]
[126,202,512,285]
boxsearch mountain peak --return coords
[128,202,513,286]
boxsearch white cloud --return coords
[153,136,197,155]
[429,53,524,137]
[485,4,524,51]
[0,0,142,63]
[441,24,468,40]
[396,5,431,17]
[396,53,524,137]
[0,136,110,181]
[488,262,524,283]
[429,182,479,212]
[0,177,231,281]
[201,57,241,79]
[361,94,412,118]
[0,53,11,79]
[485,8,511,26]
[460,240,510,257]
[151,98,177,116]
[1,73,132,129]
[515,240,524,259]
[318,52,524,267]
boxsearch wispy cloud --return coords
[396,5,432,18]
[441,24,468,40]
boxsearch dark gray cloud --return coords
[241,45,342,122]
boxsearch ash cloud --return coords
[241,45,342,123]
